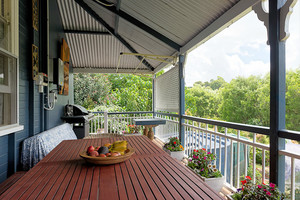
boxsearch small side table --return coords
[133,119,166,140]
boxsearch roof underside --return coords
[57,0,259,74]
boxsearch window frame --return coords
[0,0,23,136]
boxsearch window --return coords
[0,0,23,136]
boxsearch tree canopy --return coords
[74,68,300,132]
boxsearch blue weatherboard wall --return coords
[45,0,74,130]
[0,0,73,183]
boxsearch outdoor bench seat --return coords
[21,123,77,170]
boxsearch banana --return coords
[110,140,128,155]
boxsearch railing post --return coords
[104,111,108,133]
[179,54,186,147]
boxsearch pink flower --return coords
[266,191,271,196]
[263,189,267,192]
[207,152,211,154]
[203,157,207,160]
[257,185,262,189]
[269,183,276,188]
[201,168,204,171]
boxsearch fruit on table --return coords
[110,140,128,155]
[89,151,99,157]
[85,141,128,157]
[111,152,120,157]
[103,143,112,148]
[87,146,95,154]
[95,146,100,151]
[98,146,109,155]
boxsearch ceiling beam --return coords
[91,0,181,51]
[64,30,110,35]
[75,0,154,71]
[114,0,121,35]
[73,67,153,74]
[180,0,261,54]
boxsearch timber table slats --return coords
[0,136,223,200]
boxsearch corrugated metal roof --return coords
[66,33,151,72]
[57,0,254,74]
[57,0,106,31]
[120,0,240,45]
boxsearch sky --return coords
[184,2,300,87]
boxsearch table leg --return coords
[144,126,149,137]
[148,127,154,140]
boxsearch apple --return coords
[95,146,100,151]
[89,151,99,157]
[105,153,111,157]
[111,152,120,157]
[87,146,95,154]
[99,154,106,157]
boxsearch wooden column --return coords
[269,0,286,191]
[179,54,186,147]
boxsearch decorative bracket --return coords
[253,0,298,43]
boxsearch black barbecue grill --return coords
[61,104,94,139]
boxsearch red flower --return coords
[194,149,197,152]
[269,183,276,188]
[246,176,252,180]
[241,180,247,185]
[202,148,206,151]
[173,141,176,144]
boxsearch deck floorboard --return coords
[0,135,224,200]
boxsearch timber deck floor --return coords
[0,135,226,199]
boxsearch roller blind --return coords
[154,66,179,113]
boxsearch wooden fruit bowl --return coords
[79,147,135,165]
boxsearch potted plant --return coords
[187,148,225,192]
[228,176,286,200]
[123,125,141,134]
[163,137,185,161]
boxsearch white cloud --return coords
[286,2,300,70]
[185,3,300,87]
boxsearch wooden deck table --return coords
[0,135,223,200]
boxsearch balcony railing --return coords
[90,111,153,134]
[89,111,300,199]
